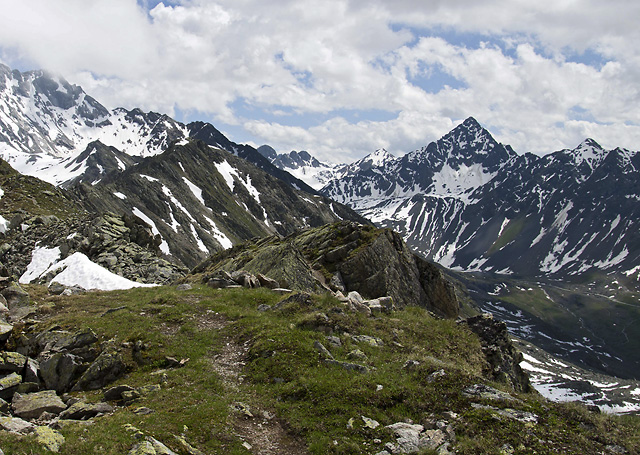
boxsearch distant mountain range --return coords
[0,64,366,267]
[266,117,640,280]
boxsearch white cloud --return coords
[0,0,638,162]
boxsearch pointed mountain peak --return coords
[362,148,395,165]
[566,138,607,168]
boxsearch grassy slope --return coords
[2,285,639,454]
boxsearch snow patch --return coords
[132,207,170,255]
[182,177,206,206]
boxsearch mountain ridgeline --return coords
[0,64,368,269]
[268,117,640,280]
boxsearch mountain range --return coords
[0,64,365,268]
[2,63,640,402]
[268,117,640,281]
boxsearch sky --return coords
[0,0,639,163]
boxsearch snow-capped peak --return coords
[352,148,396,171]
[567,138,607,168]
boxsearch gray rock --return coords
[0,298,9,321]
[71,348,125,391]
[103,384,134,402]
[365,298,384,314]
[313,341,334,360]
[0,396,9,413]
[0,321,13,343]
[256,273,279,289]
[147,436,178,455]
[378,296,395,313]
[0,283,30,309]
[323,359,369,374]
[362,415,380,429]
[329,272,345,292]
[40,352,83,393]
[346,349,367,361]
[35,426,65,453]
[11,390,66,420]
[59,401,114,420]
[347,291,365,305]
[352,335,384,347]
[464,314,531,393]
[129,441,156,455]
[176,283,192,291]
[326,335,342,347]
[462,384,518,402]
[0,372,22,400]
[0,351,27,373]
[24,357,40,386]
[0,415,35,433]
[257,304,272,312]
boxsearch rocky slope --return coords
[318,117,640,280]
[67,140,368,269]
[1,281,638,454]
[193,221,460,319]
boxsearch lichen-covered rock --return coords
[0,372,22,400]
[0,321,13,343]
[34,426,65,453]
[0,415,35,434]
[11,390,66,420]
[0,351,27,373]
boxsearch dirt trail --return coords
[208,319,309,455]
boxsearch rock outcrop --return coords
[0,212,187,287]
[464,314,531,393]
[194,222,460,318]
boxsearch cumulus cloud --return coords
[0,0,639,161]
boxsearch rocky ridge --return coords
[193,221,460,319]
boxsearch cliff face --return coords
[194,222,460,318]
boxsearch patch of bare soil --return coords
[209,322,310,455]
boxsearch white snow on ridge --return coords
[45,252,155,290]
[203,215,233,249]
[20,246,62,284]
[132,207,171,255]
[215,159,237,192]
[182,177,206,206]
[20,246,154,290]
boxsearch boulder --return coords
[256,273,279,289]
[40,352,83,393]
[34,426,65,453]
[71,348,125,391]
[11,390,66,420]
[103,384,135,402]
[0,415,35,434]
[0,351,27,373]
[59,401,114,420]
[35,327,98,353]
[0,283,30,309]
[0,396,9,413]
[0,322,13,344]
[0,372,22,400]
[464,314,531,393]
